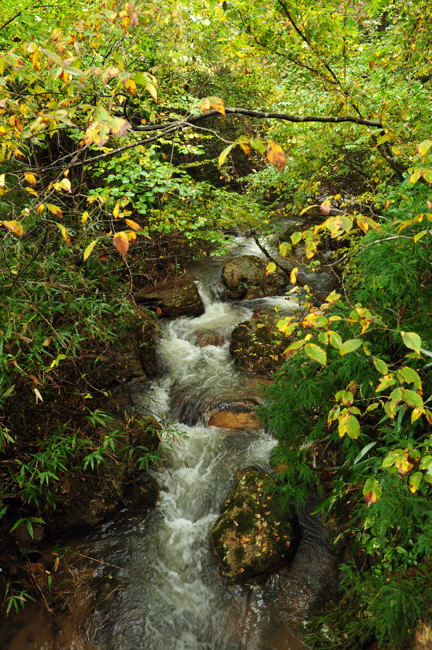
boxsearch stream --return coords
[1,241,336,649]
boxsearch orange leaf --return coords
[267,141,286,171]
[113,231,129,257]
[320,201,331,216]
[24,172,37,186]
[1,220,24,237]
[125,219,141,231]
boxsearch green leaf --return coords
[353,441,377,465]
[249,139,267,154]
[373,357,388,374]
[279,241,291,257]
[402,389,423,408]
[409,472,422,493]
[346,414,360,439]
[363,478,382,504]
[328,331,342,349]
[266,261,277,275]
[401,331,421,354]
[339,339,362,355]
[304,343,327,366]
[396,366,422,389]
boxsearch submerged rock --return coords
[134,275,204,318]
[211,468,296,582]
[222,255,286,300]
[195,331,228,347]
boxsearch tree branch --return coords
[133,107,383,131]
[30,107,382,173]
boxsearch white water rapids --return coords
[89,271,308,650]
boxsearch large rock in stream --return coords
[211,468,296,582]
[230,312,292,376]
[222,255,286,300]
[134,275,204,318]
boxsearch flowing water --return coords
[87,262,311,650]
[1,247,335,649]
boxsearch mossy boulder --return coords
[230,312,292,376]
[134,275,204,317]
[211,468,296,582]
[222,255,286,300]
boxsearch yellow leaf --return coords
[83,239,98,261]
[125,218,141,231]
[0,174,5,189]
[58,68,70,84]
[37,204,45,214]
[25,186,39,197]
[198,98,211,113]
[113,231,129,257]
[113,203,121,219]
[208,96,226,115]
[1,220,24,237]
[81,211,89,225]
[53,177,71,193]
[46,204,63,218]
[218,143,236,168]
[145,81,158,101]
[267,140,286,171]
[56,222,71,244]
[24,172,37,186]
[124,78,136,94]
[266,261,276,275]
[125,230,137,241]
[290,267,298,285]
[239,142,252,156]
[300,204,320,216]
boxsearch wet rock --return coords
[230,312,292,376]
[208,408,261,431]
[264,499,339,620]
[137,317,160,378]
[296,268,337,301]
[278,208,327,242]
[91,344,144,389]
[211,468,295,582]
[122,473,160,511]
[89,313,160,390]
[222,255,286,300]
[134,275,204,318]
[195,331,228,347]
